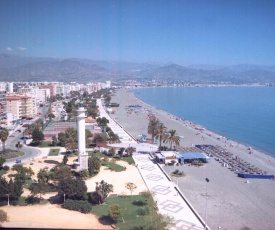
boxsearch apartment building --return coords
[6,94,36,120]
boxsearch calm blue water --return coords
[132,87,275,157]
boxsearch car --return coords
[15,130,21,133]
[16,159,22,163]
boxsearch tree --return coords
[37,168,50,184]
[164,129,180,150]
[58,177,87,200]
[52,135,57,146]
[12,165,34,183]
[25,124,35,138]
[0,209,9,223]
[118,148,125,158]
[58,132,66,146]
[32,128,44,144]
[125,182,137,198]
[50,165,72,183]
[125,147,136,156]
[108,204,123,222]
[78,169,89,180]
[64,128,77,151]
[62,155,68,165]
[96,117,109,132]
[15,141,23,151]
[95,180,113,204]
[88,156,101,176]
[0,128,9,152]
[0,177,23,205]
[85,129,93,147]
[29,182,47,201]
[155,123,167,149]
[108,148,116,156]
[147,118,159,144]
[48,113,55,120]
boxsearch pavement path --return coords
[97,99,137,144]
[133,153,206,230]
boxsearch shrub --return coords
[0,209,9,222]
[132,200,146,206]
[137,207,149,216]
[3,165,9,171]
[62,199,92,213]
[87,191,101,205]
[108,204,123,222]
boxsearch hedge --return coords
[62,199,92,213]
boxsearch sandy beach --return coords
[109,88,275,230]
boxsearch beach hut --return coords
[179,152,210,164]
[155,151,182,164]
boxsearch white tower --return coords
[75,105,88,171]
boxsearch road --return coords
[4,105,49,166]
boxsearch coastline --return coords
[128,88,275,170]
[110,88,275,230]
[130,86,275,158]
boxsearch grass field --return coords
[101,161,126,172]
[0,149,25,159]
[91,194,154,229]
[49,148,60,156]
[88,151,135,165]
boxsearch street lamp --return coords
[7,194,10,206]
[63,193,66,203]
[204,178,210,230]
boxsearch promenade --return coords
[97,99,136,144]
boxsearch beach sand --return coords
[109,88,275,230]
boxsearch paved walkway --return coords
[133,153,206,230]
[97,99,136,144]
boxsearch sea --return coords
[132,86,275,157]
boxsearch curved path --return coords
[4,131,42,167]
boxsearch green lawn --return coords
[91,194,154,229]
[0,149,25,159]
[88,151,135,165]
[49,148,60,156]
[101,161,126,172]
[29,141,52,147]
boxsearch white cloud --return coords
[17,47,26,51]
[6,47,13,52]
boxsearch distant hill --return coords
[0,53,275,83]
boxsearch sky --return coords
[0,0,275,66]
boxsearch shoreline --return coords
[127,88,275,172]
[130,87,275,159]
[110,88,275,230]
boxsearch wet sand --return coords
[109,88,275,230]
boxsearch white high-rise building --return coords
[7,82,13,93]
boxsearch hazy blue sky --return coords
[1,0,275,65]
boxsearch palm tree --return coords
[125,146,136,156]
[0,128,9,152]
[147,118,159,144]
[164,129,180,150]
[155,123,167,149]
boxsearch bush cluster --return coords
[137,207,149,216]
[62,199,92,213]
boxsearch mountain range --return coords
[0,53,275,84]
